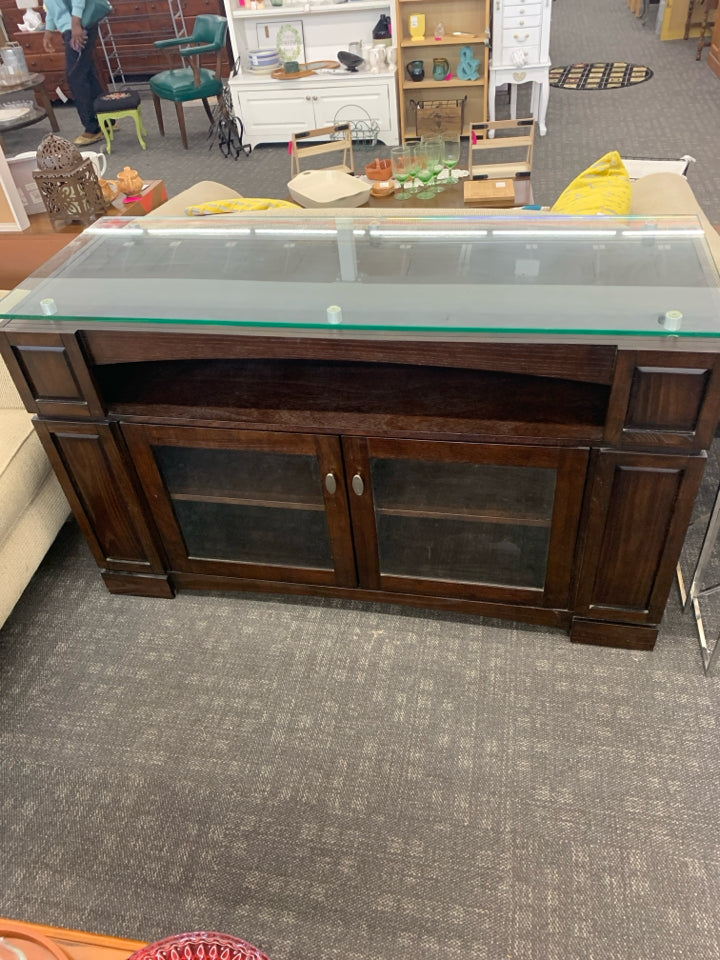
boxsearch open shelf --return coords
[97,358,609,440]
[395,0,491,140]
[400,35,486,45]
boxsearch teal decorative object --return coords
[457,45,480,81]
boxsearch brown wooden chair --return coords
[468,117,535,181]
[684,0,718,59]
[290,123,354,178]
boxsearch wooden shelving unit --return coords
[394,0,490,140]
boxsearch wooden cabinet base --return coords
[102,570,175,598]
[3,323,720,655]
[570,618,659,650]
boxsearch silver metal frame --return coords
[676,478,720,674]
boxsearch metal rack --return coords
[98,18,126,88]
[96,0,186,89]
[676,467,720,674]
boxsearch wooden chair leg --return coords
[152,92,165,137]
[201,98,214,123]
[174,101,189,150]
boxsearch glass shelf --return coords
[3,213,720,338]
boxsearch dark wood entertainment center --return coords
[2,213,720,651]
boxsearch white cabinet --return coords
[223,0,400,148]
[489,0,552,134]
[230,73,398,146]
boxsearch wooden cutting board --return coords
[271,60,339,79]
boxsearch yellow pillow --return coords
[185,198,300,216]
[551,151,632,216]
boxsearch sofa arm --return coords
[0,293,24,410]
[631,172,720,270]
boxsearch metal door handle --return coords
[351,473,365,496]
[325,472,337,495]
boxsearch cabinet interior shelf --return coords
[232,0,390,16]
[403,77,484,88]
[170,491,326,511]
[400,36,485,46]
[376,505,551,526]
[169,492,552,526]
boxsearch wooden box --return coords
[463,178,516,207]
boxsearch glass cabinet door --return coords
[122,424,356,587]
[343,438,588,607]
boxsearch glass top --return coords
[3,213,720,338]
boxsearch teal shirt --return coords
[43,0,87,33]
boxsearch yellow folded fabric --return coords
[551,151,632,216]
[185,198,301,216]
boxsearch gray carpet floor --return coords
[3,1,720,958]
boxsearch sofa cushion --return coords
[185,198,300,216]
[147,180,244,218]
[551,151,632,216]
[0,410,53,546]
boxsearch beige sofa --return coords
[0,169,717,628]
[148,171,720,265]
[0,303,70,630]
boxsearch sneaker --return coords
[74,131,104,146]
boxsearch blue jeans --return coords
[62,22,104,134]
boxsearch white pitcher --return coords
[11,149,107,179]
[80,151,107,178]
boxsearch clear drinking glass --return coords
[390,145,414,200]
[442,132,462,185]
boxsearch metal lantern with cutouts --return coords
[32,134,106,228]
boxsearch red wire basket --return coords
[127,933,270,960]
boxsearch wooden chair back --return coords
[290,123,354,178]
[468,118,535,181]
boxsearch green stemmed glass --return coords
[414,142,436,200]
[442,132,462,185]
[424,134,445,192]
[406,144,422,195]
[391,145,414,200]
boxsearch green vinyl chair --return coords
[149,14,227,150]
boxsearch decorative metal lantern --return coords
[32,134,107,228]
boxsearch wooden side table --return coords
[0,73,59,150]
[110,179,168,216]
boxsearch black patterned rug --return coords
[549,61,653,90]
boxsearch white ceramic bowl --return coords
[287,170,372,208]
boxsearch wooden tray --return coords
[271,60,339,79]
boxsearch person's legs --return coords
[62,23,104,136]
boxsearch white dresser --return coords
[489,0,552,135]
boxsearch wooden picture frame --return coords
[0,145,30,232]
